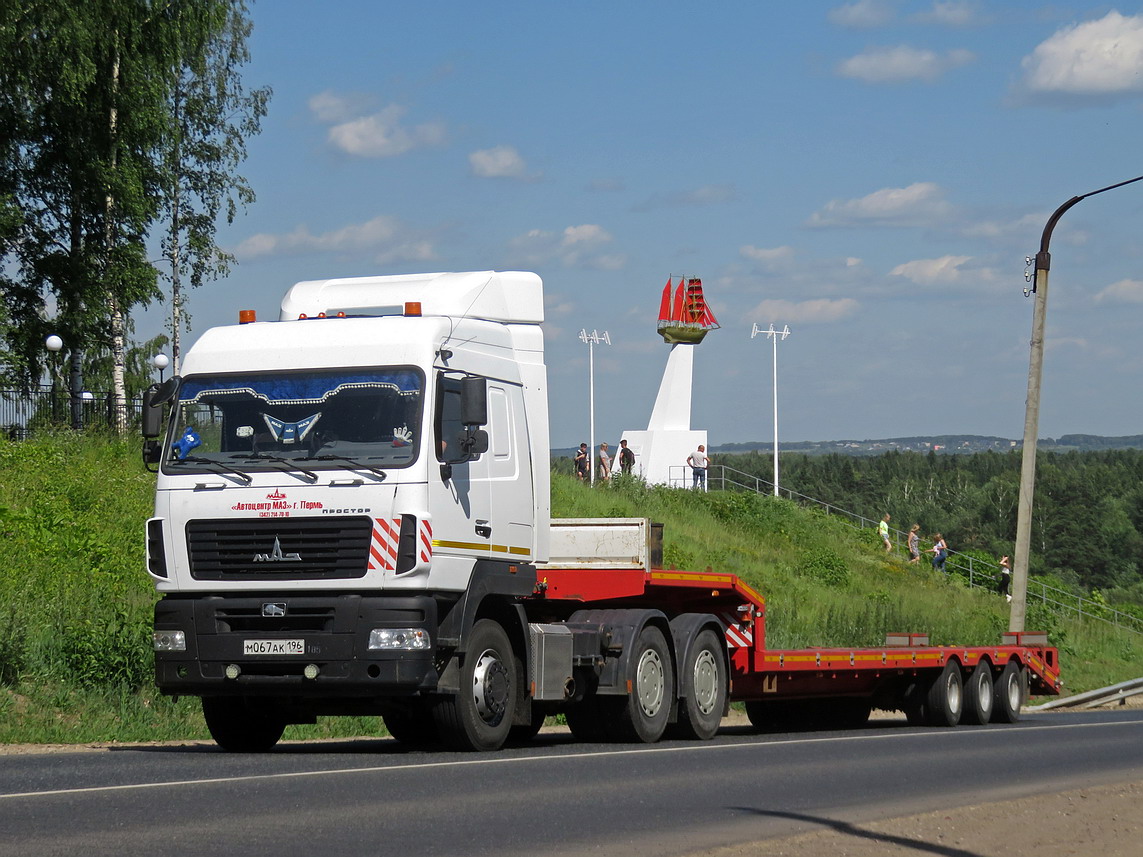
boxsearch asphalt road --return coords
[2,710,1142,857]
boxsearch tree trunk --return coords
[107,32,128,434]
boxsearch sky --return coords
[138,1,1143,448]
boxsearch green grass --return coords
[0,438,1138,744]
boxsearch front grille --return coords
[214,604,337,633]
[186,517,372,580]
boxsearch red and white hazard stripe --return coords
[721,612,754,648]
[368,517,433,572]
[369,517,401,571]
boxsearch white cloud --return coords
[234,215,435,264]
[1019,11,1143,101]
[326,105,445,158]
[890,255,973,284]
[837,45,974,83]
[740,245,795,265]
[507,224,624,269]
[747,298,859,323]
[829,0,895,29]
[1095,278,1143,303]
[308,90,374,123]
[469,145,537,180]
[912,1,982,28]
[808,182,953,227]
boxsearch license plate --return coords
[243,639,304,656]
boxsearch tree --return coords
[0,1,268,430]
[156,1,269,376]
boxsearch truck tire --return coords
[433,619,517,751]
[604,624,674,743]
[202,697,286,753]
[383,700,438,746]
[924,661,964,727]
[992,661,1024,723]
[671,629,726,740]
[962,662,994,725]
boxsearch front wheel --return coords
[604,625,674,743]
[433,619,517,751]
[671,629,727,740]
[202,697,286,753]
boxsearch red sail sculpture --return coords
[656,276,719,344]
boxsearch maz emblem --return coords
[262,603,286,618]
[253,536,301,563]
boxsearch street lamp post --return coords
[1012,174,1143,633]
[153,353,170,383]
[45,335,64,424]
[578,328,611,485]
[751,323,791,497]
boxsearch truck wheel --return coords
[962,662,994,725]
[433,619,516,751]
[383,700,438,746]
[672,629,726,740]
[202,697,285,753]
[924,661,964,727]
[605,624,674,743]
[992,661,1024,723]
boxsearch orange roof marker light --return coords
[238,310,256,324]
[404,301,422,317]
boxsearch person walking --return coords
[997,555,1012,602]
[573,443,588,481]
[617,439,635,475]
[879,514,892,553]
[907,524,921,563]
[598,442,612,482]
[929,533,948,573]
[687,444,709,490]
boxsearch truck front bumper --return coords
[153,593,439,698]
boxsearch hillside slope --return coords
[0,437,1137,742]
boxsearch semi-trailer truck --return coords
[142,270,1060,752]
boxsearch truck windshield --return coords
[165,368,423,472]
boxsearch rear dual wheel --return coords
[672,629,727,740]
[606,625,675,743]
[924,661,964,727]
[992,661,1025,723]
[962,662,994,725]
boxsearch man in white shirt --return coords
[687,445,709,490]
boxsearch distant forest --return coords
[720,448,1143,605]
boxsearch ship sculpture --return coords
[656,276,720,344]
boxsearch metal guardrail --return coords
[1028,677,1143,710]
[710,463,1143,636]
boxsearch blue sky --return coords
[140,1,1143,448]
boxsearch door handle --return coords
[475,520,491,539]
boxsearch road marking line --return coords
[1,716,1139,801]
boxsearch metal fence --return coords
[711,463,1143,636]
[0,387,145,437]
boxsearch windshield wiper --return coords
[169,456,253,486]
[241,454,319,484]
[310,454,387,481]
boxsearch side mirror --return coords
[461,376,487,426]
[141,385,164,439]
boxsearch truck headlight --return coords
[153,630,187,652]
[368,628,430,651]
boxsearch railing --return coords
[710,463,1143,636]
[0,387,145,437]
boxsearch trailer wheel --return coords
[672,629,726,740]
[202,697,285,753]
[924,661,964,727]
[962,662,994,725]
[993,661,1024,723]
[606,624,674,743]
[433,619,516,751]
[383,700,438,746]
